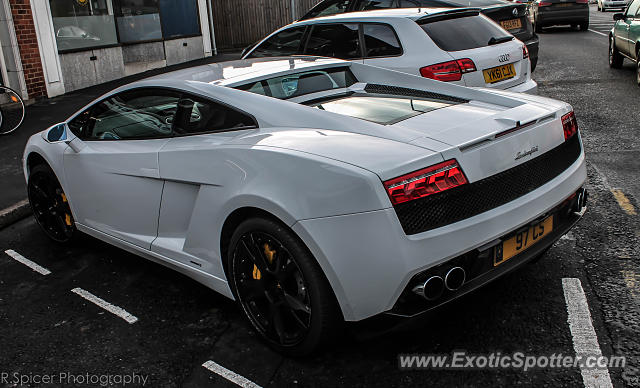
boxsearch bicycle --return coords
[0,85,26,135]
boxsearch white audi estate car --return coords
[23,57,585,355]
[242,8,538,94]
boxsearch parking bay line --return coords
[562,278,613,388]
[588,29,608,37]
[591,163,637,215]
[4,249,51,275]
[202,361,262,388]
[71,288,138,324]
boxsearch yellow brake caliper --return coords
[60,192,72,226]
[252,243,276,280]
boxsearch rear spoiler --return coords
[416,8,482,24]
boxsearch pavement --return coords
[1,6,640,387]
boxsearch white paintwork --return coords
[23,57,585,321]
[71,287,139,324]
[4,249,51,275]
[242,8,537,94]
[30,0,65,97]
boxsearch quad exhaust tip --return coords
[444,267,466,291]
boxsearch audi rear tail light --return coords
[384,160,468,206]
[420,59,476,82]
[523,45,529,59]
[561,111,578,140]
[538,1,552,6]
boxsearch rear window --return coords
[235,67,358,99]
[419,14,512,52]
[310,95,453,125]
[399,0,503,6]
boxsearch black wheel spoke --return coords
[283,292,311,315]
[269,302,287,342]
[240,234,269,272]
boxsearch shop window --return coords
[159,0,200,39]
[115,0,162,43]
[50,0,118,51]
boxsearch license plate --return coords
[494,216,554,267]
[483,63,516,84]
[500,18,522,30]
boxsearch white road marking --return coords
[4,249,51,275]
[0,199,29,218]
[202,360,262,388]
[588,29,608,37]
[560,232,576,241]
[71,288,138,324]
[562,278,613,388]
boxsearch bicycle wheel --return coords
[0,86,25,135]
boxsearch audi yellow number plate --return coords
[483,63,516,84]
[500,18,522,30]
[494,216,554,267]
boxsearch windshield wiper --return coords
[488,36,514,45]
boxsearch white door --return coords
[62,88,181,249]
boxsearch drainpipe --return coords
[207,0,217,55]
[291,0,296,21]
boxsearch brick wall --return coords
[8,0,46,98]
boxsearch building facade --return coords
[0,0,216,99]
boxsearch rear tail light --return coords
[538,1,552,6]
[420,59,476,82]
[383,160,468,205]
[523,44,529,59]
[561,111,578,140]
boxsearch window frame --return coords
[53,0,203,54]
[247,25,310,58]
[68,86,259,142]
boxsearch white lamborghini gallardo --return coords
[23,57,587,355]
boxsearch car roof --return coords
[297,7,466,22]
[147,56,349,86]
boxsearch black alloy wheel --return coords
[228,217,340,356]
[28,164,76,243]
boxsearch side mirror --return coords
[614,13,625,20]
[43,123,68,143]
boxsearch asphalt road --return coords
[1,8,639,387]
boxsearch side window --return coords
[302,0,351,19]
[83,89,180,140]
[304,23,362,59]
[357,0,396,10]
[250,26,307,58]
[363,24,402,58]
[171,94,256,135]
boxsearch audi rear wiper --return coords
[488,36,514,45]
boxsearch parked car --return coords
[298,0,539,70]
[529,0,590,31]
[597,0,629,11]
[24,56,587,355]
[243,8,537,93]
[609,0,640,84]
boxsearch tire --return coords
[580,21,589,31]
[227,217,341,356]
[609,35,624,68]
[530,56,539,72]
[636,51,640,86]
[27,164,77,243]
[534,16,542,33]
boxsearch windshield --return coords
[235,67,358,99]
[311,95,454,125]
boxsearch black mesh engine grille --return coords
[394,134,583,235]
[364,84,469,104]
